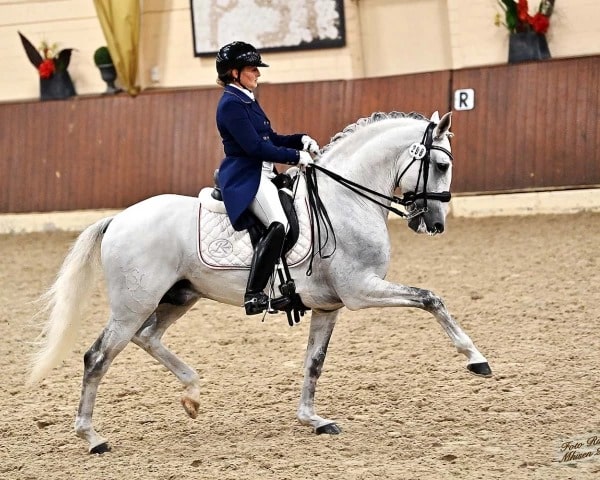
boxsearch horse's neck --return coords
[320,128,409,201]
[311,157,391,229]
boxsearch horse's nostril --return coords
[434,222,444,233]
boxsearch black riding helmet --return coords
[216,41,268,84]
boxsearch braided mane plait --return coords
[321,111,429,153]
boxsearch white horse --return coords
[29,111,491,453]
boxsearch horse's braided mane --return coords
[321,111,429,153]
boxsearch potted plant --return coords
[18,32,76,101]
[93,46,120,94]
[495,0,555,63]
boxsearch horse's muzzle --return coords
[407,200,446,235]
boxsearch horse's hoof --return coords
[89,442,111,454]
[467,362,492,377]
[316,423,342,435]
[181,397,199,419]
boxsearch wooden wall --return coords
[0,55,598,213]
[0,88,223,213]
[452,55,600,193]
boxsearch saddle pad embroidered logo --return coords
[197,190,312,269]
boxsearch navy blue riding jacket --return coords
[216,85,305,230]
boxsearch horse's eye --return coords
[436,161,450,173]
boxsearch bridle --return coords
[307,121,453,221]
[395,121,453,218]
[303,121,454,274]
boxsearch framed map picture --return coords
[190,0,346,57]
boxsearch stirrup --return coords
[269,295,292,312]
[244,292,269,315]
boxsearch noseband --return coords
[396,121,453,216]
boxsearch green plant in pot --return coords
[94,46,121,94]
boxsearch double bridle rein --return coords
[307,121,453,219]
[303,121,453,274]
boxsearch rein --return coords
[303,121,453,274]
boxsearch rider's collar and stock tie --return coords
[304,121,453,275]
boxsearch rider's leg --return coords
[250,173,289,231]
[244,222,285,314]
[244,175,288,315]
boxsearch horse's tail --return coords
[28,217,114,386]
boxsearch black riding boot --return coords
[244,222,286,315]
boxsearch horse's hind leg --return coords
[74,313,147,453]
[132,292,201,419]
[297,310,342,435]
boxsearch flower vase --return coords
[40,70,76,101]
[508,31,551,64]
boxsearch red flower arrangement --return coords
[38,59,56,79]
[18,32,73,79]
[496,0,555,34]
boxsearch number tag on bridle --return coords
[409,143,427,160]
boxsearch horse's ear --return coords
[430,111,440,123]
[433,112,452,139]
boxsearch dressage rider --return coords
[215,41,320,315]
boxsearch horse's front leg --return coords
[297,309,342,434]
[343,275,492,376]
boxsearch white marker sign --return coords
[454,89,475,111]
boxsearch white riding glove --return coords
[301,135,320,157]
[298,150,313,169]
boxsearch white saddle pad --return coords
[197,181,312,270]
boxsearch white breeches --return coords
[249,172,288,230]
